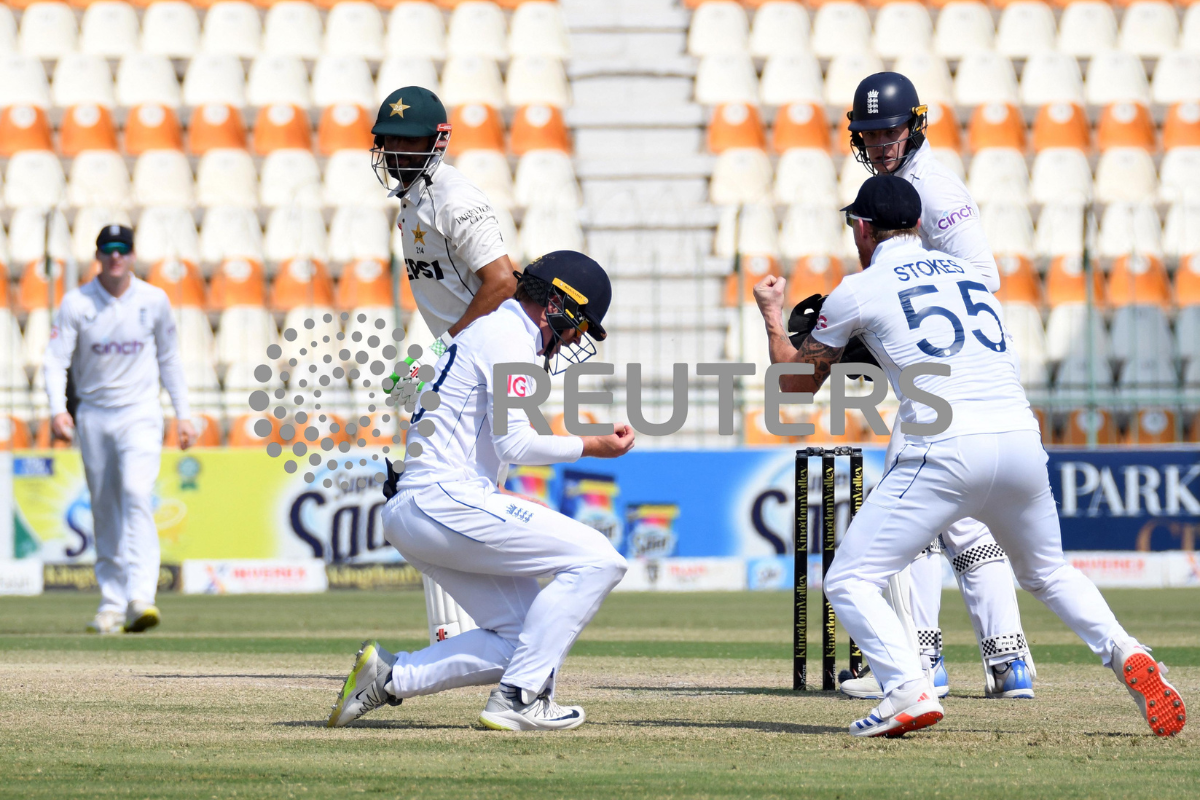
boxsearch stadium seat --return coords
[934,1,994,58]
[80,2,139,57]
[375,57,441,103]
[227,413,285,448]
[201,1,261,58]
[0,5,11,50]
[447,1,508,61]
[323,150,381,208]
[955,52,1019,107]
[695,53,759,106]
[59,104,118,156]
[723,252,781,306]
[1000,302,1049,387]
[312,56,375,109]
[1020,52,1086,108]
[893,52,954,106]
[261,149,322,209]
[968,148,1030,204]
[506,56,571,107]
[1121,408,1178,445]
[780,204,845,259]
[514,149,579,208]
[140,2,198,58]
[996,1,1057,57]
[708,103,765,154]
[115,54,181,109]
[0,105,52,156]
[441,55,506,107]
[825,53,884,108]
[1098,200,1162,258]
[872,3,932,58]
[687,1,749,57]
[454,149,515,208]
[709,148,772,206]
[1085,51,1150,106]
[164,414,222,448]
[1109,253,1171,309]
[1059,1,1118,57]
[52,54,115,110]
[519,205,584,261]
[18,257,65,315]
[271,258,334,310]
[209,257,265,312]
[328,206,391,263]
[183,54,247,108]
[386,1,446,60]
[318,104,374,156]
[9,206,70,267]
[968,103,1026,152]
[247,55,311,109]
[1035,202,1085,258]
[1030,148,1093,204]
[994,252,1042,306]
[1094,147,1158,203]
[759,54,824,107]
[810,2,871,58]
[124,104,183,155]
[265,207,329,263]
[1177,304,1200,364]
[1163,201,1200,258]
[132,150,195,207]
[253,104,312,155]
[325,2,384,59]
[788,253,844,301]
[983,203,1035,258]
[772,102,828,152]
[1046,302,1110,364]
[1152,51,1200,105]
[923,102,961,151]
[1158,147,1200,203]
[263,1,322,58]
[715,203,779,259]
[188,104,247,155]
[1096,102,1156,151]
[1119,1,1178,57]
[1046,256,1106,308]
[838,155,871,206]
[774,149,837,206]
[510,104,570,155]
[0,416,33,451]
[1032,103,1090,152]
[1057,408,1118,445]
[136,206,201,264]
[18,2,77,59]
[5,151,65,208]
[334,257,392,309]
[70,207,130,264]
[196,148,258,207]
[0,54,50,109]
[749,1,810,58]
[148,257,207,308]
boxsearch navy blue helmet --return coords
[847,72,928,175]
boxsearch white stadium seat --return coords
[201,206,264,263]
[1152,51,1200,105]
[1111,305,1174,365]
[453,149,515,209]
[80,2,140,58]
[133,150,195,208]
[325,2,385,60]
[376,58,441,104]
[714,203,779,258]
[218,311,278,369]
[136,206,201,264]
[1177,306,1200,365]
[1158,147,1200,204]
[506,56,571,108]
[183,54,247,108]
[982,203,1035,257]
[873,3,932,59]
[1020,53,1085,108]
[967,148,1031,205]
[0,55,51,109]
[1119,1,1178,58]
[775,149,838,206]
[71,206,131,263]
[1098,202,1162,259]
[1035,203,1085,258]
[749,1,810,59]
[510,2,569,59]
[520,205,584,261]
[780,204,842,259]
[8,207,70,264]
[824,52,884,107]
[695,54,759,106]
[0,6,15,53]
[1046,303,1111,365]
[116,54,181,109]
[141,2,199,58]
[196,149,258,208]
[247,56,311,109]
[323,150,383,209]
[1163,202,1200,257]
[811,2,871,58]
[5,151,66,208]
[1185,5,1200,54]
[514,149,580,209]
[447,1,508,61]
[1085,51,1150,106]
[996,2,1057,58]
[687,1,749,57]
[1094,148,1158,204]
[328,206,391,262]
[387,2,446,60]
[893,53,953,105]
[838,155,871,206]
[261,149,322,209]
[265,207,328,263]
[202,2,261,58]
[1031,149,1094,205]
[710,148,773,206]
[19,2,77,59]
[930,148,966,180]
[67,150,131,209]
[1059,1,1118,57]
[441,56,506,108]
[1001,302,1049,388]
[934,1,994,59]
[312,56,375,110]
[263,2,322,59]
[954,52,1018,107]
[760,54,824,107]
[52,54,115,110]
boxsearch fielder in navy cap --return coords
[842,174,923,233]
[95,224,135,252]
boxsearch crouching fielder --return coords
[328,252,634,732]
[755,175,1186,739]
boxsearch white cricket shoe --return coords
[840,661,950,700]
[326,640,403,728]
[479,684,586,731]
[124,601,160,633]
[85,610,125,635]
[1111,639,1186,737]
[849,681,944,738]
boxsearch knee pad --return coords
[951,541,1007,578]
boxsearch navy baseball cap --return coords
[96,224,134,250]
[841,175,922,231]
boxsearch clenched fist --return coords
[753,274,788,319]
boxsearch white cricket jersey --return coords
[43,277,191,419]
[811,237,1038,443]
[395,162,509,338]
[397,299,583,490]
[895,141,999,292]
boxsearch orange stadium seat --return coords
[1057,408,1118,445]
[836,105,854,156]
[968,102,1026,152]
[708,103,766,154]
[1032,103,1090,152]
[786,255,843,303]
[34,421,73,450]
[79,260,100,285]
[510,104,571,155]
[723,254,781,306]
[356,412,401,447]
[398,270,418,312]
[124,104,184,155]
[1162,102,1200,151]
[1121,408,1178,445]
[18,260,65,313]
[1046,255,1107,308]
[227,413,285,447]
[447,103,505,154]
[0,264,10,306]
[0,106,53,157]
[147,258,207,308]
[165,414,223,447]
[924,102,962,151]
[253,104,313,155]
[993,254,1043,306]
[1096,102,1156,151]
[1107,253,1172,308]
[317,104,374,156]
[335,257,393,309]
[550,411,600,438]
[1177,255,1200,306]
[772,102,830,153]
[270,257,335,311]
[743,407,795,447]
[188,103,248,155]
[805,406,865,445]
[208,257,267,309]
[0,416,33,451]
[60,104,119,157]
[858,407,893,445]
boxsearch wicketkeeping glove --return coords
[786,293,880,378]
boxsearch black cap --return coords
[524,251,611,341]
[96,224,134,250]
[841,175,922,231]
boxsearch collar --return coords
[869,236,923,267]
[502,298,545,354]
[93,275,138,303]
[895,139,929,181]
[390,160,443,200]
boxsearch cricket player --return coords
[44,224,196,634]
[328,252,635,731]
[838,72,1035,699]
[371,85,519,644]
[754,175,1186,738]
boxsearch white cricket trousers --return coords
[825,431,1129,696]
[381,478,627,699]
[75,401,164,615]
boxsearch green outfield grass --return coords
[1,589,1197,799]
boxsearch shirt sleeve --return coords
[153,296,192,421]
[920,174,1000,293]
[439,180,509,273]
[809,282,862,350]
[43,299,78,417]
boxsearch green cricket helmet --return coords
[371,86,452,192]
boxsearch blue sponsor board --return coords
[13,458,54,477]
[1048,448,1200,551]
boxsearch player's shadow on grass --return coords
[275,720,465,730]
[142,674,342,680]
[616,719,843,735]
[595,685,825,698]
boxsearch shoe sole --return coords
[327,640,374,728]
[478,709,586,732]
[124,608,160,634]
[881,708,944,738]
[1122,652,1186,737]
[988,689,1035,699]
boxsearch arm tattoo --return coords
[792,336,845,393]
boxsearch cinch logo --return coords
[937,204,976,230]
[91,340,144,355]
